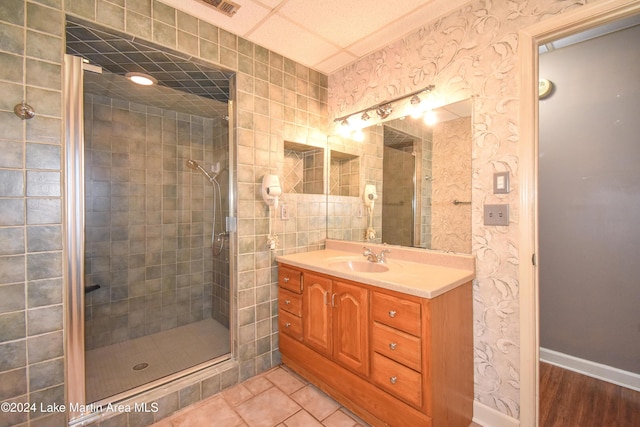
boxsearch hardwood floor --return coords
[539,362,640,427]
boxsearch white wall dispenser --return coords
[262,174,282,249]
[363,184,377,240]
[262,174,282,209]
[363,184,377,208]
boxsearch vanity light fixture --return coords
[333,84,436,137]
[409,95,423,119]
[376,103,393,119]
[125,72,157,86]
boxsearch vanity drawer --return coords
[279,288,302,316]
[278,309,303,341]
[371,353,422,408]
[372,322,421,372]
[279,265,302,294]
[372,292,421,336]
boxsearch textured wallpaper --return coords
[329,0,586,418]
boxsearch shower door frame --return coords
[63,54,238,423]
[381,128,418,247]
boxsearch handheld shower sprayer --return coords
[186,159,227,256]
[186,159,215,182]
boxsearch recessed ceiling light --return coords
[125,72,157,86]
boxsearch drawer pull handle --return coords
[285,322,291,328]
[389,342,397,350]
[283,277,290,282]
[389,310,397,318]
[285,299,291,305]
[390,376,398,385]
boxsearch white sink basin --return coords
[328,260,389,273]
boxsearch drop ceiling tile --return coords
[254,0,287,8]
[248,14,338,68]
[348,0,472,57]
[160,0,271,35]
[277,0,432,47]
[314,51,359,75]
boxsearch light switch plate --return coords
[493,172,510,194]
[484,204,509,226]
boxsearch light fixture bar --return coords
[333,84,435,123]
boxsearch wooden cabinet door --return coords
[303,272,332,356]
[332,280,370,376]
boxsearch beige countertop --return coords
[276,240,475,299]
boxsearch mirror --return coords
[326,97,472,253]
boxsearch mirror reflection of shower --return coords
[186,159,227,256]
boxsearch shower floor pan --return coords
[85,318,230,403]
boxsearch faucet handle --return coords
[377,249,391,263]
[363,246,373,254]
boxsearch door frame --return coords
[518,0,640,425]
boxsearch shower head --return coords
[186,159,215,182]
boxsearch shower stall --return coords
[64,18,235,410]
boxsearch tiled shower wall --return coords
[83,93,229,350]
[382,143,416,247]
[0,0,328,425]
[383,119,433,248]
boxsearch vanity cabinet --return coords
[278,262,473,427]
[278,266,303,340]
[370,292,423,408]
[303,272,369,376]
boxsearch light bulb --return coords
[126,72,157,86]
[353,128,365,142]
[423,110,437,126]
[339,119,352,138]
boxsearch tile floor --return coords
[86,319,230,403]
[151,365,371,427]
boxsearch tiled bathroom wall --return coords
[83,93,229,350]
[0,1,328,426]
[329,152,359,197]
[282,147,324,195]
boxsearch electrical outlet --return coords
[484,204,509,226]
[281,204,289,220]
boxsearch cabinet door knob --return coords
[283,277,290,282]
[390,376,398,385]
[389,342,397,350]
[285,299,291,305]
[388,310,397,318]
[285,322,291,328]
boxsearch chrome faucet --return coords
[363,247,391,263]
